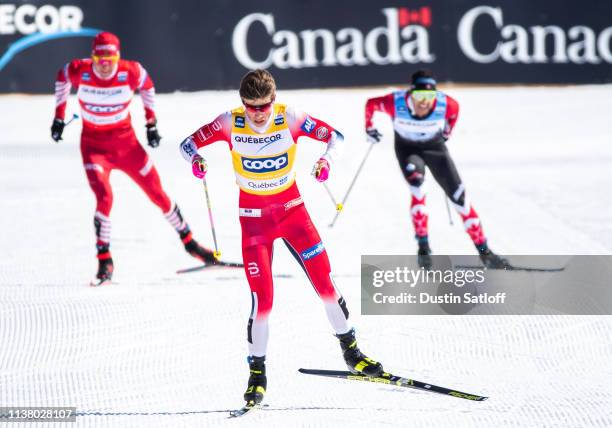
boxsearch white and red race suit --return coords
[54,58,175,248]
[365,90,487,246]
[180,103,351,356]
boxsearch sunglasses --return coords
[92,54,119,64]
[243,100,273,112]
[411,90,436,102]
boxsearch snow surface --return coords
[1,86,611,427]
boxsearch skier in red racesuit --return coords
[51,31,215,285]
[179,69,383,406]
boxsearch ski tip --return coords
[228,402,267,418]
[468,395,488,401]
[89,279,113,287]
[448,391,489,401]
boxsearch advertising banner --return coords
[1,0,611,93]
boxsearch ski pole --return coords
[202,177,221,260]
[329,142,375,228]
[322,182,343,213]
[444,196,454,226]
[65,113,79,127]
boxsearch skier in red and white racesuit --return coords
[364,69,509,269]
[51,31,215,285]
[179,69,383,406]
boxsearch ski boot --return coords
[92,244,113,286]
[243,356,267,405]
[477,243,512,269]
[336,328,384,377]
[179,228,217,265]
[417,236,432,269]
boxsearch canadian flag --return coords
[398,7,432,27]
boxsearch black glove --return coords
[146,123,161,148]
[366,127,382,144]
[51,119,64,142]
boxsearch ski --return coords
[89,278,113,287]
[228,401,266,418]
[454,264,565,273]
[176,261,244,274]
[298,368,488,401]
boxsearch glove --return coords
[192,155,208,179]
[366,127,382,144]
[311,158,330,183]
[51,119,64,142]
[146,123,161,148]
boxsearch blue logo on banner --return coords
[274,113,284,125]
[301,116,315,133]
[235,116,245,128]
[242,153,288,173]
[301,242,325,260]
[0,28,102,73]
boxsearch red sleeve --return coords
[54,59,81,120]
[191,113,233,149]
[365,93,394,129]
[129,61,156,124]
[443,95,459,139]
[287,109,339,143]
[444,95,460,138]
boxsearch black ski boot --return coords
[417,236,432,269]
[477,243,512,269]
[179,228,217,264]
[336,328,384,377]
[243,356,267,404]
[92,244,113,286]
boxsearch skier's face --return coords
[242,94,275,127]
[92,53,119,79]
[411,90,436,117]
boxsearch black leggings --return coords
[394,141,465,205]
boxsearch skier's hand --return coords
[51,118,64,142]
[366,127,382,144]
[146,123,161,148]
[192,155,208,179]
[311,158,330,182]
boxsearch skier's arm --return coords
[131,62,161,147]
[133,62,156,125]
[287,108,344,182]
[364,93,394,143]
[287,108,344,164]
[51,60,79,141]
[54,61,79,120]
[179,113,232,179]
[365,93,394,128]
[443,95,460,140]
